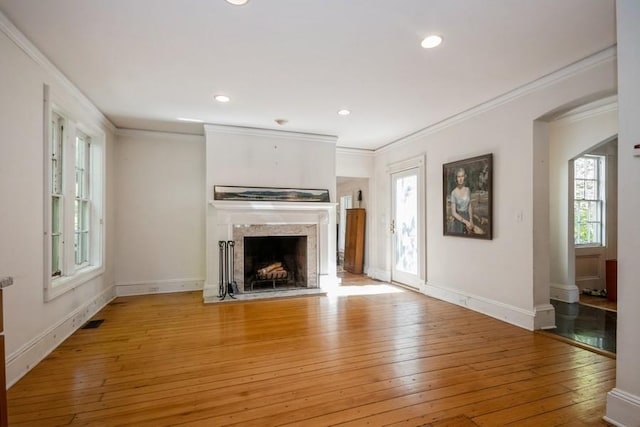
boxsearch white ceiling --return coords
[0,0,616,150]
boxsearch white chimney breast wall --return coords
[205,124,337,196]
[204,125,338,302]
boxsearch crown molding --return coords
[204,124,337,144]
[116,128,205,141]
[376,46,617,154]
[0,10,116,133]
[336,147,375,157]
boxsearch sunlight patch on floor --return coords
[326,284,405,297]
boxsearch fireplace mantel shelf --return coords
[209,200,337,211]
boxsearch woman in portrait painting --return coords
[450,168,474,234]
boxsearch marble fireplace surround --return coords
[233,224,317,293]
[205,200,336,302]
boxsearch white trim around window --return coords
[43,85,105,301]
[573,154,606,247]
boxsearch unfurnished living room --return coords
[0,1,639,426]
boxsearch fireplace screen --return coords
[244,236,307,291]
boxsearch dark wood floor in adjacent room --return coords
[8,275,615,426]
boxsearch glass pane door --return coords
[391,168,420,287]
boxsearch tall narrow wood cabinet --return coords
[344,208,366,274]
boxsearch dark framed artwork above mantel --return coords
[214,185,330,202]
[443,154,493,240]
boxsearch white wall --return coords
[336,148,374,179]
[0,15,116,386]
[548,105,618,301]
[206,125,337,200]
[336,148,374,273]
[606,0,640,424]
[370,50,617,330]
[337,178,369,211]
[114,130,205,296]
[204,125,338,296]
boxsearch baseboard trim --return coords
[550,282,580,303]
[605,388,640,427]
[423,282,537,330]
[5,285,116,387]
[534,303,556,330]
[202,283,219,301]
[367,268,391,283]
[115,278,204,297]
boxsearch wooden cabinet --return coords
[344,209,366,274]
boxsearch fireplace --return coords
[231,224,317,293]
[244,235,307,292]
[205,200,336,302]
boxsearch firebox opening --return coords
[244,235,307,292]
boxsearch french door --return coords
[391,167,421,287]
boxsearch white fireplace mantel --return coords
[209,200,336,218]
[204,200,337,302]
[209,200,336,211]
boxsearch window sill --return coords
[45,264,104,302]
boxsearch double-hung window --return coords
[574,154,605,246]
[50,112,64,277]
[45,88,105,301]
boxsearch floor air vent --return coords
[81,319,104,329]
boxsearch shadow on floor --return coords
[547,299,617,354]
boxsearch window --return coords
[44,87,105,301]
[574,155,605,246]
[50,112,64,276]
[74,132,90,266]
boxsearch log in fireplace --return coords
[244,235,307,292]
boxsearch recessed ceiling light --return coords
[177,117,204,123]
[214,94,230,103]
[337,109,351,116]
[421,35,443,49]
[226,0,248,5]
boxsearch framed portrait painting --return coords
[443,154,493,239]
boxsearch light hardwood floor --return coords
[579,295,617,312]
[8,276,615,426]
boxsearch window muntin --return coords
[574,155,605,246]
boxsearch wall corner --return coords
[605,388,640,427]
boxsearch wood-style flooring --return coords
[579,295,617,312]
[7,276,615,426]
